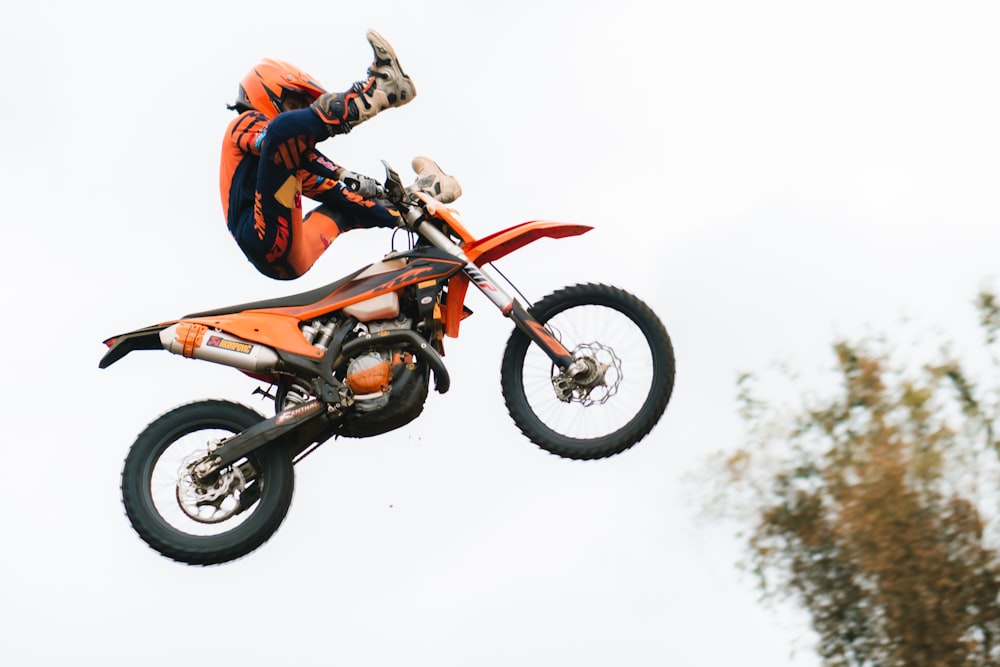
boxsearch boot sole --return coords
[366,29,416,90]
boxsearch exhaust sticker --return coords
[206,336,254,355]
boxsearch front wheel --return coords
[501,283,675,460]
[120,400,294,566]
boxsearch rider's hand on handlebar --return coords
[340,170,381,199]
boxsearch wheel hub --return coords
[176,451,247,524]
[552,342,622,406]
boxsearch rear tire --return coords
[120,400,294,566]
[501,283,674,459]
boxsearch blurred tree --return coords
[710,291,1000,666]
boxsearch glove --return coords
[340,170,381,199]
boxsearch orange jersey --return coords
[220,110,343,227]
[219,108,399,279]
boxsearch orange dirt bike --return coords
[100,162,675,565]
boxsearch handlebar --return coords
[378,159,410,205]
[341,161,432,232]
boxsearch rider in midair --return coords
[220,29,461,280]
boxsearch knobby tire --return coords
[501,283,675,460]
[120,400,294,566]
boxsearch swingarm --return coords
[191,399,334,482]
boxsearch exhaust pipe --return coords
[160,323,280,373]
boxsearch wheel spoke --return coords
[120,400,295,565]
[501,284,674,459]
[523,305,654,439]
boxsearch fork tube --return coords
[416,219,515,313]
[416,219,574,370]
[507,301,575,370]
[471,263,573,370]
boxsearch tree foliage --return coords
[713,291,1000,666]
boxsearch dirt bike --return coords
[100,162,675,566]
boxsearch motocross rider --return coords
[220,29,461,280]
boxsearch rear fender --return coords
[99,323,174,368]
[100,312,307,365]
[102,251,468,366]
[177,312,324,359]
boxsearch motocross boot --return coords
[311,29,417,136]
[408,156,462,204]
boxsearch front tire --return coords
[501,283,674,459]
[120,400,294,566]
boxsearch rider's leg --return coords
[249,111,346,279]
[311,29,416,136]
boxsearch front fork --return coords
[506,299,575,368]
[414,217,576,371]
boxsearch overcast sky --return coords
[4,1,1000,665]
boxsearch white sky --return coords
[4,1,1000,665]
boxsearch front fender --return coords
[441,221,592,338]
[462,220,592,265]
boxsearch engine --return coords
[345,317,419,411]
[344,352,392,410]
[283,315,430,438]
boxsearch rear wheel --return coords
[120,400,294,565]
[501,283,674,459]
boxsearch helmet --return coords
[231,58,326,118]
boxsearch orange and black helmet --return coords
[230,58,326,118]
